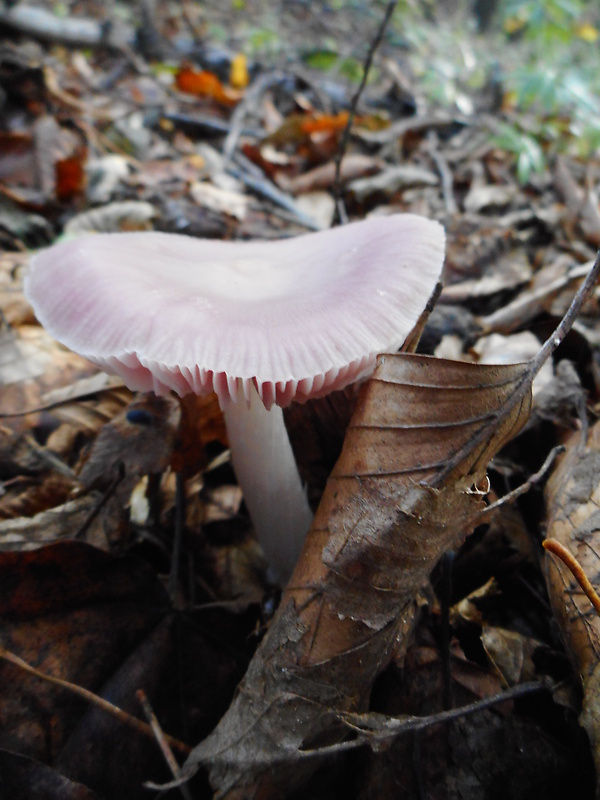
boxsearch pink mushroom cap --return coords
[25,214,445,408]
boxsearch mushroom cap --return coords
[25,215,445,408]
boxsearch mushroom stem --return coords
[223,383,313,584]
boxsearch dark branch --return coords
[332,0,398,225]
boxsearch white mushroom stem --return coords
[222,383,313,584]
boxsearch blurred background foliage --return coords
[200,0,600,182]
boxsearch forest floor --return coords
[1,2,600,798]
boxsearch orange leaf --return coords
[175,67,241,106]
[55,152,86,202]
[300,111,350,135]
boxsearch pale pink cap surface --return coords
[25,215,445,408]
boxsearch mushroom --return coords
[24,214,445,582]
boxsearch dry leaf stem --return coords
[137,689,194,800]
[314,678,556,754]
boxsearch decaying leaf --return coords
[189,180,249,221]
[348,163,439,202]
[276,154,383,195]
[0,471,77,522]
[186,352,534,797]
[0,494,114,552]
[78,394,181,490]
[544,421,600,792]
[0,540,247,798]
[0,250,35,326]
[476,258,594,335]
[0,325,100,435]
[0,541,170,763]
[62,201,156,236]
[481,625,542,687]
[0,749,98,800]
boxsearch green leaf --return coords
[302,49,339,71]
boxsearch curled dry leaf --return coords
[543,421,600,791]
[186,352,533,798]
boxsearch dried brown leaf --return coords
[0,471,76,521]
[580,182,600,247]
[544,421,600,789]
[0,749,98,800]
[277,154,383,195]
[0,326,99,434]
[186,352,533,798]
[78,394,181,489]
[0,250,33,326]
[46,386,133,448]
[0,542,170,762]
[0,494,111,552]
[481,625,542,687]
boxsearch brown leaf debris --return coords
[544,422,600,793]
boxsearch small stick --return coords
[137,689,194,800]
[332,0,398,224]
[542,538,600,616]
[401,281,444,354]
[299,679,555,756]
[0,646,191,757]
[426,132,458,216]
[481,445,565,518]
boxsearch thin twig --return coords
[426,131,458,216]
[332,0,398,224]
[543,538,600,616]
[300,679,555,756]
[137,689,194,800]
[529,249,600,381]
[481,445,565,518]
[0,646,191,756]
[401,281,444,354]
